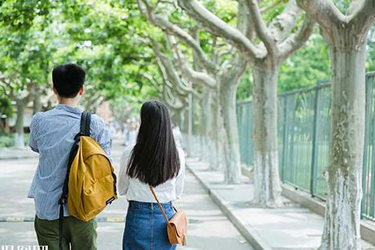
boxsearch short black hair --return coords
[52,63,86,98]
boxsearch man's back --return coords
[28,104,111,220]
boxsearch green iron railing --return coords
[236,72,375,220]
[362,72,375,220]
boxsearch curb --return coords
[0,216,126,223]
[0,155,38,160]
[186,166,272,250]
[0,150,38,160]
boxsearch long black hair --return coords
[127,100,180,187]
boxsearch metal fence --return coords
[236,72,375,220]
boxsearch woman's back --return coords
[118,145,185,203]
[118,101,185,250]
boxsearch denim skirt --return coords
[123,201,177,250]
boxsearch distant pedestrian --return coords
[127,121,138,146]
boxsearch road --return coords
[0,140,253,250]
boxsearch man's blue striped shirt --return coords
[28,104,111,220]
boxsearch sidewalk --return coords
[187,158,375,250]
[0,139,255,250]
[0,147,38,160]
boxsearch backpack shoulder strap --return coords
[58,111,91,250]
[80,111,91,136]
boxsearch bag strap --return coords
[149,186,170,223]
[59,112,91,203]
[80,111,91,136]
[58,111,91,250]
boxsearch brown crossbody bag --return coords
[149,186,187,246]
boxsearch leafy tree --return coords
[297,1,375,249]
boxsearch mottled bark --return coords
[201,89,213,164]
[319,40,367,250]
[199,97,206,161]
[0,120,4,133]
[208,93,222,170]
[187,93,193,156]
[219,80,242,184]
[296,1,375,249]
[14,100,26,149]
[252,67,283,207]
[33,95,42,114]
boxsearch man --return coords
[28,63,111,250]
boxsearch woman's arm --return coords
[118,147,133,196]
[175,148,186,199]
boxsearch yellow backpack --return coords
[67,134,117,221]
[58,112,117,249]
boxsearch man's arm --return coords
[91,114,112,158]
[28,113,41,153]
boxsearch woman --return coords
[118,100,185,250]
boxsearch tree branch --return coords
[140,73,162,92]
[349,0,375,33]
[163,85,185,110]
[178,0,264,60]
[139,0,218,72]
[237,0,255,40]
[155,55,173,89]
[296,0,346,30]
[267,0,302,43]
[246,0,277,55]
[219,55,248,87]
[165,34,217,89]
[348,0,364,15]
[0,82,8,97]
[278,15,316,62]
[0,76,16,99]
[151,37,199,97]
[260,0,284,13]
[180,63,216,89]
[151,14,218,73]
[159,53,195,95]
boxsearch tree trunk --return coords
[178,109,184,130]
[202,89,215,166]
[187,93,193,156]
[15,100,26,149]
[319,43,366,250]
[219,81,242,184]
[208,94,221,170]
[4,118,10,134]
[33,94,42,114]
[199,97,206,161]
[252,67,283,207]
[0,119,4,133]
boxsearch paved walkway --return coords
[186,158,375,250]
[0,140,254,250]
[0,147,38,160]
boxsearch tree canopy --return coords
[0,0,374,119]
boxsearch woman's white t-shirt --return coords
[118,145,186,203]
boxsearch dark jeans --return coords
[34,215,97,250]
